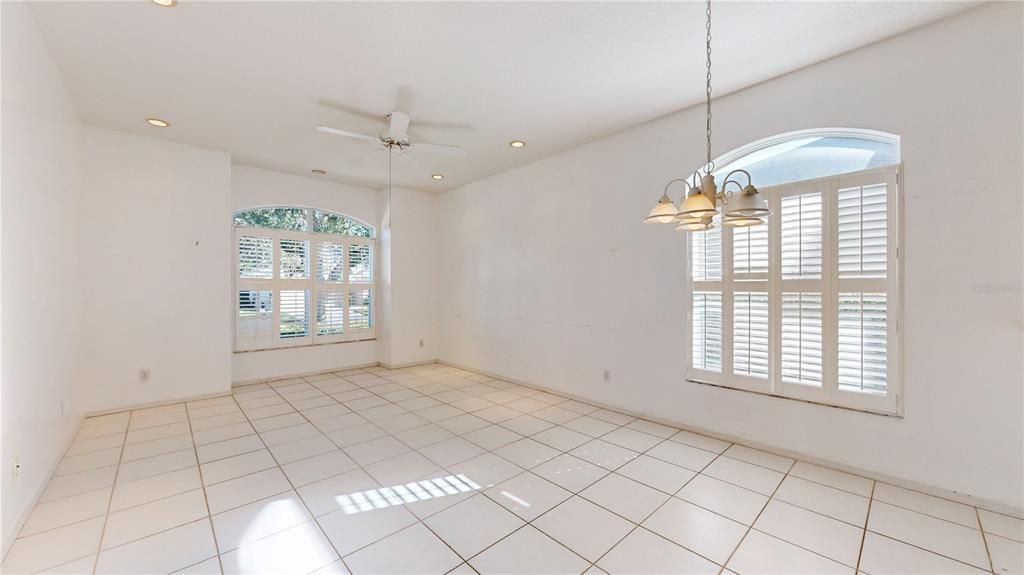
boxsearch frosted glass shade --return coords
[724,185,771,218]
[723,216,764,227]
[676,191,716,219]
[675,215,714,232]
[644,195,678,224]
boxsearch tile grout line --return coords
[88,410,132,575]
[714,458,797,573]
[975,507,996,574]
[855,479,877,573]
[184,400,227,575]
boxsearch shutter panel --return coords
[781,292,823,387]
[317,242,345,283]
[348,244,373,283]
[692,226,722,281]
[733,225,768,276]
[238,236,273,279]
[838,183,887,278]
[734,292,769,378]
[317,291,345,335]
[280,239,310,279]
[279,290,309,338]
[237,290,273,348]
[838,292,887,393]
[692,291,722,372]
[781,193,823,279]
[348,289,373,330]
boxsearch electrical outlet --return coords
[12,456,20,480]
[603,370,611,383]
[139,369,151,383]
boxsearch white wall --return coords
[231,166,379,382]
[378,187,439,368]
[0,1,84,551]
[79,128,233,412]
[438,2,1024,510]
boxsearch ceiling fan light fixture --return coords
[151,0,177,6]
[644,195,678,224]
[146,118,170,127]
[431,174,444,180]
[509,140,526,148]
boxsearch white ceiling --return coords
[30,1,971,193]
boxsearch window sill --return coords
[686,377,902,418]
[234,337,377,354]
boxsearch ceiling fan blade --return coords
[413,142,466,158]
[387,111,411,140]
[316,126,379,144]
[317,99,383,123]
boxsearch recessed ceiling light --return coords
[152,0,177,7]
[146,118,169,127]
[431,174,444,180]
[312,169,327,175]
[509,140,526,148]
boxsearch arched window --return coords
[234,207,375,351]
[688,130,901,415]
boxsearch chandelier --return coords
[644,0,770,232]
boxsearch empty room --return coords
[1,1,1022,574]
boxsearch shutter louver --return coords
[317,291,345,335]
[348,289,373,330]
[317,242,345,283]
[692,291,722,372]
[280,290,309,338]
[838,183,887,278]
[280,239,310,279]
[238,236,273,279]
[734,292,769,378]
[733,225,768,276]
[781,292,823,387]
[692,225,722,281]
[839,292,887,394]
[781,193,823,279]
[348,245,373,283]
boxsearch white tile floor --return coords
[4,363,1022,575]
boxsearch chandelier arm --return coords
[722,168,753,187]
[663,178,694,197]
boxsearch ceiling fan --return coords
[316,111,466,158]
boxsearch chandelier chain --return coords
[705,0,713,173]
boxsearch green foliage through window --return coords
[233,207,308,231]
[313,210,373,237]
[234,207,373,238]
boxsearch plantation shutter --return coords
[235,223,376,351]
[687,165,899,414]
[834,173,895,405]
[691,224,723,374]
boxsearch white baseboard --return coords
[231,361,383,387]
[436,359,1024,518]
[2,414,86,562]
[85,390,233,418]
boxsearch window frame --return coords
[233,207,376,352]
[685,164,903,415]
